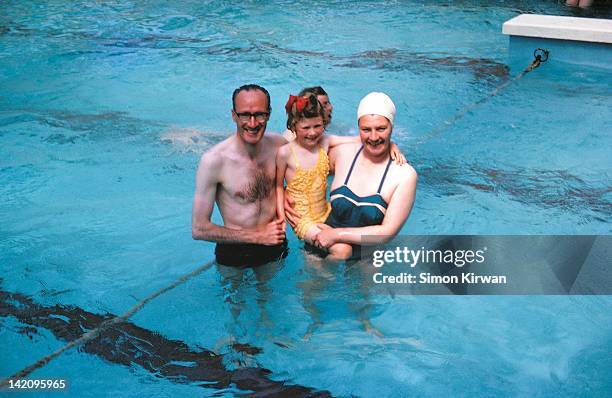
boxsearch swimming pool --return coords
[1,0,611,396]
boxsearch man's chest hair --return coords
[230,166,275,203]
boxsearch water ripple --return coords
[0,22,509,83]
[420,160,612,220]
[0,109,162,139]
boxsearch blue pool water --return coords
[1,1,611,397]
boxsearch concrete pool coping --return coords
[502,14,612,44]
[502,14,612,71]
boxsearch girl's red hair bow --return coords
[285,95,309,114]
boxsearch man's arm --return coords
[281,129,296,142]
[275,146,288,221]
[192,153,277,244]
[314,167,417,247]
[327,135,406,165]
[326,134,360,148]
[267,132,291,146]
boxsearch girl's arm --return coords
[275,147,289,221]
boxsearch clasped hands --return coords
[284,195,337,249]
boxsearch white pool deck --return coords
[502,14,612,44]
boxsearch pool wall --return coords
[503,14,612,70]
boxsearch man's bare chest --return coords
[222,162,275,203]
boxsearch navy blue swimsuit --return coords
[326,146,392,228]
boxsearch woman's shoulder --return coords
[390,162,418,184]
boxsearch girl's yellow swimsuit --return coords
[286,144,332,240]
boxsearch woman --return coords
[286,92,418,260]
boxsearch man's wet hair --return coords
[299,86,328,97]
[232,84,271,112]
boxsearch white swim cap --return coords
[357,92,396,125]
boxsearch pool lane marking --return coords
[415,49,549,146]
[1,260,215,387]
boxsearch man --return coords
[286,92,417,260]
[192,84,288,267]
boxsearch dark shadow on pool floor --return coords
[418,159,612,222]
[0,289,333,398]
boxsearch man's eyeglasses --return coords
[234,111,269,123]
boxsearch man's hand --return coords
[313,224,337,249]
[257,218,286,246]
[284,193,301,229]
[390,142,407,165]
